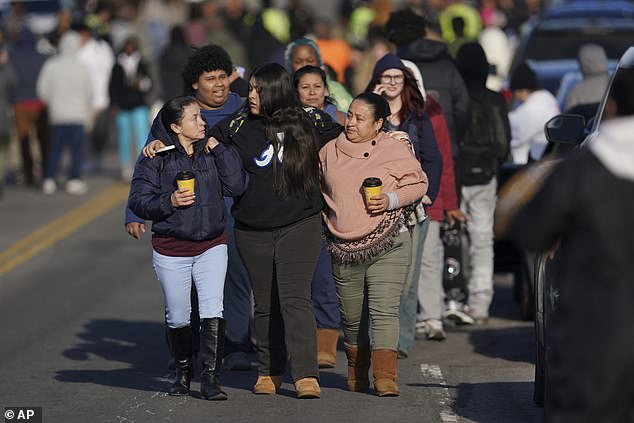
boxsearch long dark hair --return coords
[252,63,320,198]
[365,67,426,124]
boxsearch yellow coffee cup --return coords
[176,171,195,194]
[363,177,382,204]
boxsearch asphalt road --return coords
[0,170,543,423]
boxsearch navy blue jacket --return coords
[390,112,443,202]
[128,139,248,241]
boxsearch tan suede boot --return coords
[371,349,399,397]
[317,329,339,368]
[343,343,370,392]
[253,375,282,395]
[294,377,321,399]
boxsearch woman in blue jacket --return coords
[128,96,248,400]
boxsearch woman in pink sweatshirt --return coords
[320,92,427,397]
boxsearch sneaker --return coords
[423,319,446,341]
[415,320,427,334]
[65,179,88,195]
[42,178,57,195]
[444,300,474,325]
[223,351,252,371]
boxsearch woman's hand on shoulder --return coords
[143,140,166,158]
[205,136,220,153]
[171,188,195,208]
[366,194,389,214]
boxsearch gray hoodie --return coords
[564,44,610,111]
[36,31,93,125]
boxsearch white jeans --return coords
[417,220,444,321]
[461,177,497,318]
[152,244,228,328]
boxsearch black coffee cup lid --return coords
[363,177,382,187]
[176,171,195,180]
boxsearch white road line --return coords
[420,363,461,423]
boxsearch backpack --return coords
[459,93,507,186]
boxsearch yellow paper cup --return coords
[362,177,382,204]
[176,171,195,194]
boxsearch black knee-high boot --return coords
[166,326,193,396]
[200,318,227,400]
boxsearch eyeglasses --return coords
[380,74,404,84]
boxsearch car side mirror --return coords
[544,114,586,145]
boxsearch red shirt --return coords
[152,233,227,257]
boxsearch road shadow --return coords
[56,319,169,392]
[56,319,348,395]
[453,381,543,422]
[444,276,536,364]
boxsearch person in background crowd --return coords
[365,53,442,358]
[321,92,427,396]
[293,64,343,368]
[128,96,248,400]
[159,26,190,102]
[127,44,254,373]
[509,68,634,423]
[10,28,50,187]
[455,42,510,324]
[75,22,115,174]
[564,43,610,113]
[37,31,93,196]
[386,9,470,163]
[285,37,353,113]
[508,62,559,165]
[109,36,152,181]
[417,91,466,340]
[294,65,345,123]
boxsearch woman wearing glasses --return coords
[366,54,443,359]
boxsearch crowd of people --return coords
[2,0,619,416]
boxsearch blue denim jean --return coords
[152,244,228,328]
[44,124,85,180]
[311,240,341,329]
[398,219,430,355]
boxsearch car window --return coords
[524,28,634,62]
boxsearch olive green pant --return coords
[332,232,412,351]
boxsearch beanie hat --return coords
[510,62,539,91]
[371,53,408,81]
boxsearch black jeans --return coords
[235,213,321,382]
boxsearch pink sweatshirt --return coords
[320,131,428,241]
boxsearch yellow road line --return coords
[0,183,130,276]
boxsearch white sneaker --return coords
[423,319,447,341]
[65,179,87,195]
[444,300,474,325]
[42,178,57,195]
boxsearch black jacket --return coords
[209,111,342,230]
